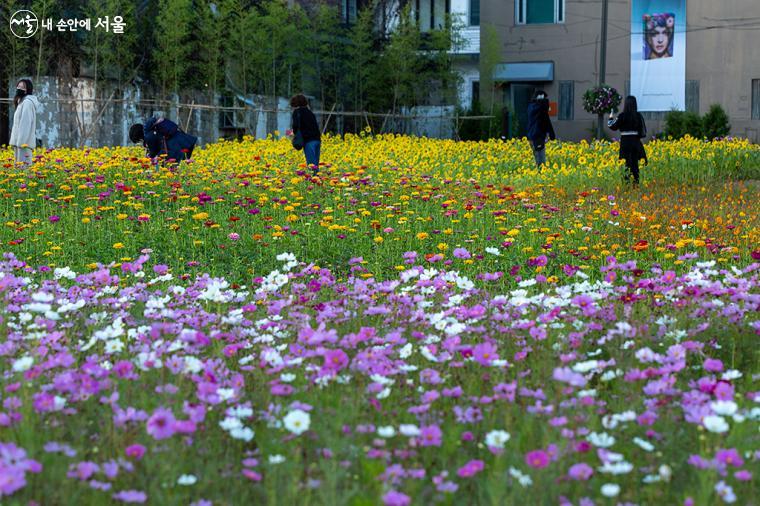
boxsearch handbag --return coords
[291,109,304,151]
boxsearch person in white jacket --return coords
[9,79,40,168]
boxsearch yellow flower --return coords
[192,212,209,221]
[374,236,384,244]
[416,232,429,240]
[113,243,125,249]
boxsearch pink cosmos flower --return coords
[715,448,743,467]
[453,248,471,259]
[457,459,485,478]
[242,469,262,482]
[146,408,176,440]
[567,462,593,480]
[703,358,723,372]
[112,490,147,503]
[382,490,411,506]
[418,425,442,447]
[472,342,498,366]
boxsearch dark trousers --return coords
[620,136,645,185]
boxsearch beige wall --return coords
[481,0,760,141]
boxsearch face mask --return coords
[15,88,26,98]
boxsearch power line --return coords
[504,21,760,54]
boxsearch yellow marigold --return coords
[192,212,209,221]
[113,243,125,249]
[416,232,429,240]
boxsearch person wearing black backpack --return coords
[129,116,197,165]
[608,96,648,187]
[289,94,321,176]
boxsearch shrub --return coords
[664,104,731,140]
[458,103,510,141]
[664,110,702,139]
[701,104,731,140]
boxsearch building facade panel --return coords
[481,0,760,140]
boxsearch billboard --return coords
[630,0,686,111]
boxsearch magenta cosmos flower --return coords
[525,449,550,469]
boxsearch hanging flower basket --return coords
[582,85,622,115]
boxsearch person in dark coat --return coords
[608,95,648,187]
[290,94,321,175]
[526,90,556,168]
[129,117,197,165]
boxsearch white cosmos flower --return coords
[703,415,729,433]
[268,454,286,464]
[219,417,243,431]
[721,370,742,381]
[485,430,511,449]
[177,474,197,486]
[229,427,254,442]
[485,247,501,256]
[377,426,396,438]
[588,432,615,448]
[710,401,738,416]
[508,467,532,487]
[280,373,296,383]
[633,437,655,452]
[283,409,311,435]
[600,483,620,497]
[217,388,235,401]
[598,461,634,475]
[659,465,672,482]
[572,360,598,373]
[12,356,34,372]
[399,424,420,437]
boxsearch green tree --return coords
[305,2,345,110]
[154,0,192,96]
[195,0,231,98]
[478,23,501,115]
[347,5,376,119]
[0,0,36,80]
[226,0,260,95]
[378,5,422,113]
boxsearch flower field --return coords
[0,135,758,505]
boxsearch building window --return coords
[686,80,699,114]
[752,79,760,120]
[558,81,573,120]
[469,0,480,26]
[416,0,450,31]
[342,0,357,24]
[516,0,565,25]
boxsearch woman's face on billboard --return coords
[650,26,669,55]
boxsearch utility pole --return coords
[597,0,609,139]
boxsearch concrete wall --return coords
[481,0,760,141]
[7,77,304,149]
